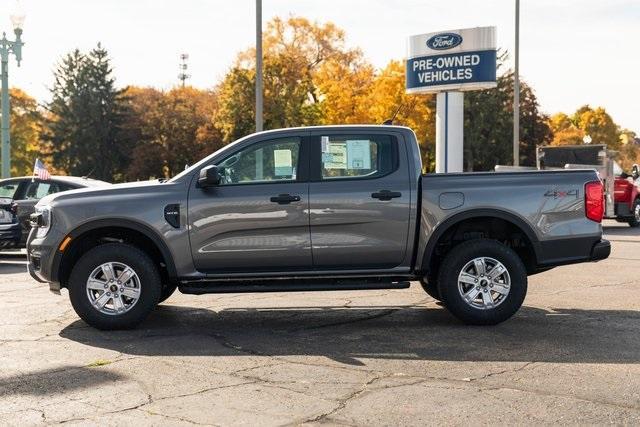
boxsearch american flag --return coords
[33,158,51,180]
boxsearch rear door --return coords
[188,134,313,272]
[308,131,412,269]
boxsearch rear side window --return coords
[23,181,63,200]
[320,134,396,180]
[0,181,19,198]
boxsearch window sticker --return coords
[323,142,347,169]
[346,140,372,169]
[274,149,293,176]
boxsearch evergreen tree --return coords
[45,44,128,181]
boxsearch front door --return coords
[308,132,412,269]
[188,135,312,272]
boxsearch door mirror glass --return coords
[632,164,640,180]
[198,165,222,187]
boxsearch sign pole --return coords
[406,26,497,173]
[435,92,464,173]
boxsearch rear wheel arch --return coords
[54,219,178,288]
[421,209,541,278]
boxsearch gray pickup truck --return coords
[27,125,610,330]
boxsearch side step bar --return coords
[179,278,411,295]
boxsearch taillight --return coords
[10,202,17,215]
[585,181,604,223]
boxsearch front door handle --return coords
[270,194,301,205]
[371,190,402,201]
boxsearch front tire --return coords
[68,243,161,330]
[437,239,527,325]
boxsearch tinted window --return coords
[23,181,63,200]
[320,134,396,180]
[217,137,301,185]
[0,181,19,198]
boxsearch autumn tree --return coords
[122,86,222,180]
[364,60,436,171]
[44,45,129,181]
[215,16,363,142]
[3,88,46,176]
[549,112,585,146]
[572,105,621,149]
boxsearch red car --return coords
[614,165,640,227]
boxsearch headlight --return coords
[32,205,52,238]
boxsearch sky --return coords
[5,0,640,132]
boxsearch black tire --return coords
[628,199,640,227]
[159,283,178,303]
[419,272,441,301]
[437,239,527,325]
[68,243,161,330]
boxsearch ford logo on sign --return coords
[426,33,463,50]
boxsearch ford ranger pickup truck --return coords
[26,125,610,330]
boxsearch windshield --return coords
[168,134,252,183]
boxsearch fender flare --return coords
[52,218,178,283]
[420,208,542,272]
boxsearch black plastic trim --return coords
[590,239,611,262]
[179,278,411,295]
[421,208,543,272]
[51,218,178,283]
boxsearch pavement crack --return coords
[298,374,386,424]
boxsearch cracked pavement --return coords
[1,220,639,425]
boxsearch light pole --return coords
[255,0,263,132]
[0,3,25,178]
[513,0,520,166]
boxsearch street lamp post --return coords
[0,5,25,178]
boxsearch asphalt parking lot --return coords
[1,220,639,425]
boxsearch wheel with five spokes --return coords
[68,243,161,330]
[437,239,527,325]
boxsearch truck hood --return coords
[37,180,168,207]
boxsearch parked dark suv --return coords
[0,176,110,248]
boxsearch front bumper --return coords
[590,239,611,262]
[26,228,61,293]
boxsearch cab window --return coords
[217,137,301,185]
[319,134,397,180]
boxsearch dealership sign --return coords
[406,26,497,93]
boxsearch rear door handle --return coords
[270,194,301,204]
[371,190,402,201]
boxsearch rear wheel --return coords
[628,199,640,227]
[437,239,527,325]
[68,243,161,330]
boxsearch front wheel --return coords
[437,239,527,325]
[68,243,161,330]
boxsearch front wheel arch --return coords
[55,219,178,289]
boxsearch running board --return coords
[179,278,411,295]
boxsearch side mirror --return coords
[198,165,222,188]
[632,164,640,180]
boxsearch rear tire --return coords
[628,199,640,227]
[68,243,161,330]
[437,239,527,325]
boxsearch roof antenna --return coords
[82,167,95,180]
[382,102,405,125]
